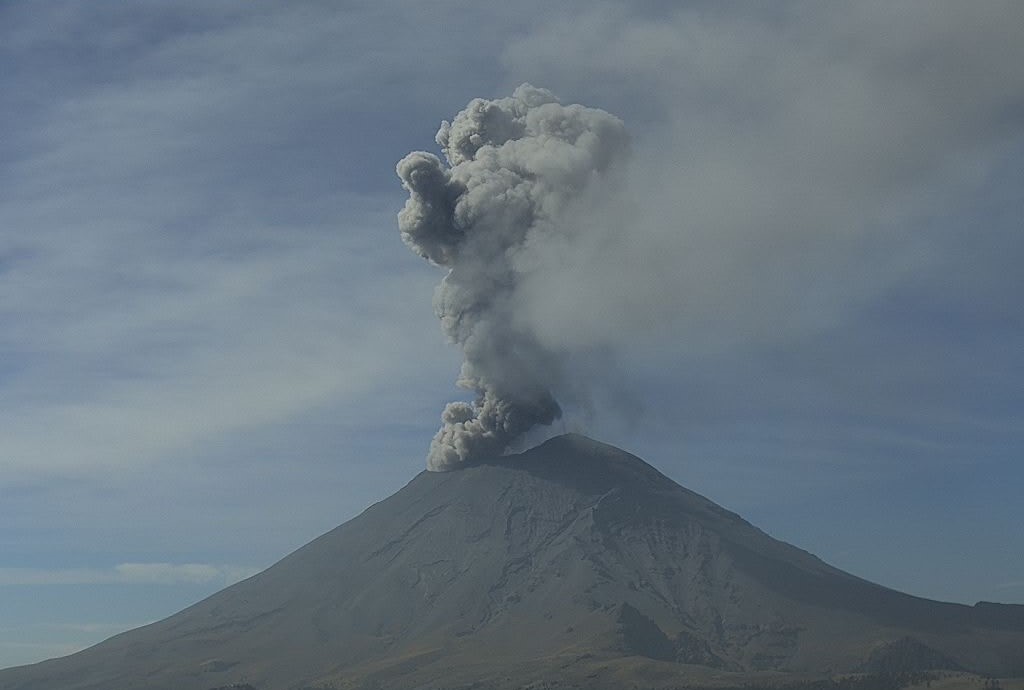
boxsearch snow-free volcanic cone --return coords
[397,85,628,471]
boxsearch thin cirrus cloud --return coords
[0,563,258,587]
[0,2,457,480]
[0,233,439,478]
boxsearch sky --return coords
[1,1,1022,670]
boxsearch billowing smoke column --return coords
[397,84,628,471]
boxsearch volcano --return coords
[2,434,1022,690]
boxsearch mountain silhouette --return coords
[2,434,1022,689]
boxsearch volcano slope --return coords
[2,434,1022,690]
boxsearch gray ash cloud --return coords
[397,85,628,470]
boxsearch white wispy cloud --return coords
[0,563,258,587]
[995,581,1024,591]
[0,3,461,481]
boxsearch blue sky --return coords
[2,1,1023,669]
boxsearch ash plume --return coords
[397,84,628,471]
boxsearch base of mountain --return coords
[202,655,1023,690]
[205,668,1023,690]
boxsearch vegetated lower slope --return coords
[1,434,1022,690]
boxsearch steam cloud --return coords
[397,84,628,471]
